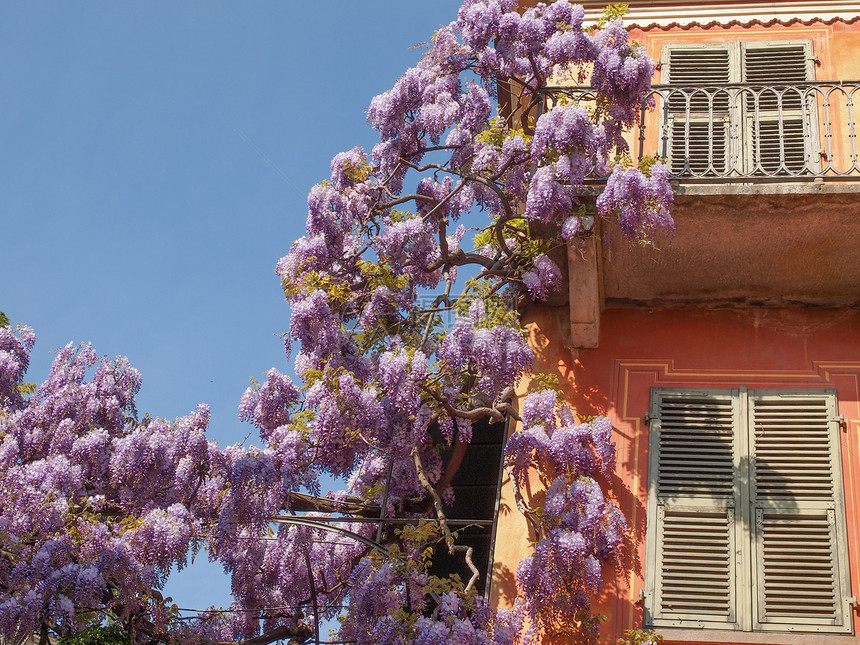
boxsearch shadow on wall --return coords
[521,303,609,416]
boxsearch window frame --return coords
[660,40,819,176]
[643,387,853,635]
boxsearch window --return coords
[662,41,817,175]
[644,388,853,634]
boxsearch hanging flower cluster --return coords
[506,390,625,643]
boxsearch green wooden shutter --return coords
[748,391,853,633]
[645,389,742,629]
[664,46,732,175]
[742,43,814,174]
[646,388,853,635]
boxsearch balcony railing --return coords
[543,81,860,181]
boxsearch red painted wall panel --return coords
[493,307,860,644]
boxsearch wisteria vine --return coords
[0,1,673,644]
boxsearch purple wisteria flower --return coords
[522,253,563,300]
[505,390,626,642]
[0,1,672,641]
[597,162,675,238]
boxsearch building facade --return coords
[492,2,860,643]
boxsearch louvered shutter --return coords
[645,389,742,629]
[646,387,853,635]
[664,47,731,175]
[748,391,852,633]
[742,44,815,174]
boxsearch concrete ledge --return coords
[672,180,860,196]
[658,628,860,645]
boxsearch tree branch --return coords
[377,192,437,212]
[412,446,454,553]
[453,545,480,593]
[289,491,380,517]
[434,437,467,497]
[212,622,313,645]
[420,271,454,349]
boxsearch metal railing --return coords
[544,81,860,181]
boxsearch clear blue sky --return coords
[1,0,464,614]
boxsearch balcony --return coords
[537,81,860,348]
[543,81,860,182]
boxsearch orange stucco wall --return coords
[491,307,860,644]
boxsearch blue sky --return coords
[1,0,464,615]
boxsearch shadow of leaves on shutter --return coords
[658,396,734,498]
[652,393,739,627]
[757,511,840,624]
[659,508,735,621]
[750,394,850,632]
[752,397,833,501]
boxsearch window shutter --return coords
[667,48,732,101]
[743,46,809,109]
[748,391,853,633]
[665,47,731,175]
[742,44,813,174]
[645,389,742,629]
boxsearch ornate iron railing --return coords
[543,81,860,181]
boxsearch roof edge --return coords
[625,15,860,30]
[624,16,860,31]
[556,2,860,28]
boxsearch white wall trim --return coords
[573,2,860,27]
